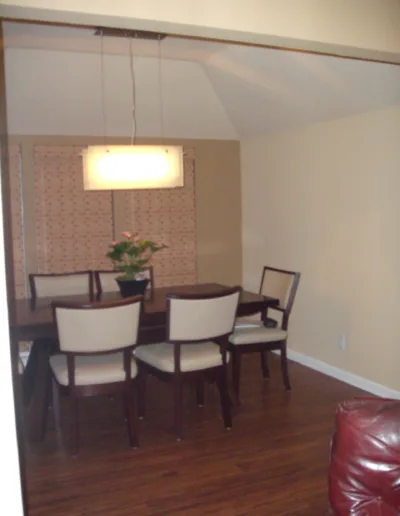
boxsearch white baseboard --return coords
[273,349,400,399]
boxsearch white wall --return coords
[5,48,237,139]
[241,105,400,392]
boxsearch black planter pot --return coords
[116,278,149,298]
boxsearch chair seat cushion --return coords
[18,357,24,375]
[134,342,229,373]
[234,317,262,328]
[229,326,287,345]
[50,353,138,386]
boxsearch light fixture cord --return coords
[100,29,108,149]
[158,36,164,138]
[129,36,137,146]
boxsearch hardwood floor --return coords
[23,354,367,516]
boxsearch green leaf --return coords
[106,232,167,276]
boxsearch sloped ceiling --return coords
[4,21,400,140]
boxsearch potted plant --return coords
[107,231,167,297]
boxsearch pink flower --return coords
[121,231,132,238]
[111,241,117,245]
[133,232,140,243]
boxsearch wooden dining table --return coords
[9,283,279,442]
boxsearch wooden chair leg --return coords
[196,379,204,407]
[280,341,291,391]
[70,396,79,457]
[174,378,183,441]
[231,349,241,403]
[137,367,147,420]
[260,350,269,379]
[216,369,232,430]
[52,378,61,430]
[124,383,139,449]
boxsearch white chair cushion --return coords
[50,353,138,386]
[18,358,24,375]
[229,326,288,345]
[234,317,262,329]
[134,342,229,373]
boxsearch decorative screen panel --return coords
[32,145,197,287]
[9,144,25,298]
[120,154,197,287]
[34,145,113,273]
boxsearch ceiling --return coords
[4,21,400,140]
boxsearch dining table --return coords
[9,282,279,443]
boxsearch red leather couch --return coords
[328,398,400,515]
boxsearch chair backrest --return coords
[94,267,154,297]
[259,266,300,316]
[29,271,93,299]
[52,296,143,353]
[93,270,120,294]
[167,286,241,342]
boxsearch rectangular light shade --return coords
[82,145,184,190]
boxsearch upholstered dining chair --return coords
[18,357,24,375]
[228,266,300,400]
[135,286,241,441]
[14,357,27,444]
[50,296,143,455]
[94,267,154,300]
[29,270,94,300]
[23,271,94,405]
[16,357,25,410]
[22,271,94,405]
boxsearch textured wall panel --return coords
[34,145,113,273]
[33,145,197,287]
[8,144,25,298]
[120,155,197,287]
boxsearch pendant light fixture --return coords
[83,28,184,191]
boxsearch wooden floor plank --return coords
[23,354,367,515]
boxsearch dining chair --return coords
[94,266,154,300]
[16,357,25,410]
[228,266,300,400]
[29,270,94,300]
[23,271,94,406]
[14,357,26,442]
[50,295,143,455]
[135,286,241,441]
[18,357,24,375]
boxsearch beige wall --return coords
[9,135,242,288]
[241,105,400,392]
[2,1,400,63]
